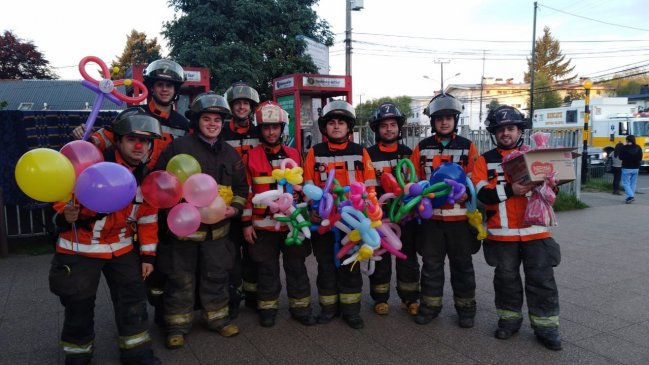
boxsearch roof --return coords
[0,79,128,111]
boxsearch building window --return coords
[18,102,34,111]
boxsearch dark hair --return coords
[626,135,636,145]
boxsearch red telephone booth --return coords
[272,73,352,155]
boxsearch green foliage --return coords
[487,99,500,112]
[563,88,584,104]
[530,72,563,109]
[355,96,413,126]
[163,0,334,99]
[524,26,575,83]
[0,100,7,110]
[604,73,649,96]
[582,179,612,192]
[110,30,162,80]
[0,30,58,79]
[553,191,588,211]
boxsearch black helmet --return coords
[142,59,185,106]
[185,92,233,122]
[225,81,260,121]
[425,93,462,134]
[317,100,356,134]
[369,102,406,132]
[112,107,162,139]
[485,105,528,133]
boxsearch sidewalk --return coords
[1,190,648,365]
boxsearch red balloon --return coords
[60,140,104,178]
[141,171,183,209]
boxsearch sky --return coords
[3,0,649,103]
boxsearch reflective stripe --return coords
[496,184,507,201]
[432,206,467,217]
[97,129,113,149]
[454,296,476,309]
[397,280,419,292]
[160,125,186,139]
[288,296,311,308]
[149,288,164,296]
[62,341,93,355]
[488,226,548,237]
[243,281,258,292]
[138,214,157,224]
[58,236,132,254]
[497,309,523,321]
[421,295,442,308]
[140,243,157,253]
[372,160,393,170]
[165,312,193,325]
[319,294,338,306]
[420,148,466,158]
[243,208,253,216]
[476,180,488,192]
[372,283,390,294]
[252,217,285,229]
[339,292,361,304]
[226,138,259,148]
[118,331,151,349]
[232,196,247,207]
[365,179,378,187]
[258,300,279,310]
[175,230,207,241]
[204,307,229,321]
[252,176,276,184]
[530,314,560,327]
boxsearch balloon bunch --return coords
[271,158,304,193]
[464,177,487,240]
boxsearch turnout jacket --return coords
[220,119,260,166]
[304,141,377,189]
[471,147,551,242]
[367,142,412,196]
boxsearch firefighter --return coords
[409,93,481,328]
[222,81,261,318]
[154,92,248,349]
[50,107,162,365]
[366,102,420,317]
[241,101,316,327]
[472,105,562,351]
[304,100,377,329]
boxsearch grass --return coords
[554,191,589,211]
[582,179,613,192]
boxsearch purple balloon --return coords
[75,162,137,213]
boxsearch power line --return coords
[539,3,649,33]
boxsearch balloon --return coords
[15,148,76,202]
[430,163,466,207]
[167,203,201,237]
[198,196,227,224]
[141,171,182,209]
[75,162,137,213]
[60,140,104,178]
[166,154,201,183]
[183,173,218,207]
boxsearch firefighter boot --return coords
[535,327,562,351]
[165,333,184,349]
[259,309,277,328]
[343,314,365,329]
[414,305,440,325]
[494,318,523,340]
[401,301,419,316]
[218,324,240,337]
[228,284,243,319]
[374,302,389,315]
[65,354,92,365]
[121,349,161,365]
[316,305,339,325]
[291,313,317,326]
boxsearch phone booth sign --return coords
[272,73,352,155]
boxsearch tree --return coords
[524,26,575,83]
[486,99,500,112]
[162,0,334,99]
[110,30,162,80]
[355,96,413,126]
[0,30,58,79]
[531,72,562,109]
[603,72,649,96]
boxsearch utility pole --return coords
[434,59,450,93]
[582,80,592,184]
[479,50,485,124]
[345,0,352,76]
[530,1,538,123]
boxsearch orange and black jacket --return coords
[366,142,412,196]
[90,100,190,169]
[304,141,377,189]
[471,147,551,242]
[410,133,479,221]
[53,150,158,263]
[242,144,302,231]
[220,119,260,166]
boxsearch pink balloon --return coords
[141,171,182,209]
[183,173,218,207]
[198,196,227,224]
[167,203,201,237]
[60,140,104,178]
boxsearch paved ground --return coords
[1,190,648,365]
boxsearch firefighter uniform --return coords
[242,144,313,323]
[49,151,158,365]
[366,142,420,310]
[410,134,481,323]
[220,120,261,313]
[154,133,248,336]
[472,147,561,340]
[304,141,377,321]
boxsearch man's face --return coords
[434,114,455,135]
[232,99,251,120]
[494,124,523,148]
[260,124,282,145]
[118,135,151,165]
[378,118,399,143]
[151,81,176,104]
[325,118,349,142]
[198,112,223,140]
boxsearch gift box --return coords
[501,147,580,185]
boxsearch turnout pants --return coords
[48,251,152,363]
[416,220,481,317]
[162,237,235,334]
[311,230,363,316]
[483,238,561,330]
[229,219,258,306]
[395,220,420,304]
[247,230,313,316]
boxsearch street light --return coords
[423,73,461,94]
[345,0,364,76]
[582,79,592,184]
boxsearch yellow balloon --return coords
[286,167,304,185]
[166,154,201,183]
[15,148,76,202]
